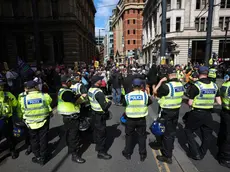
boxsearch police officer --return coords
[185,66,221,160]
[208,65,217,83]
[17,82,31,155]
[71,74,88,95]
[18,80,52,165]
[88,75,112,160]
[154,67,184,164]
[218,72,230,168]
[0,79,18,159]
[122,79,152,162]
[175,64,184,81]
[57,76,86,163]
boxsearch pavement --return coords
[0,78,229,172]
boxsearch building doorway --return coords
[192,40,212,64]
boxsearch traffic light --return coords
[133,49,138,60]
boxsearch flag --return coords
[17,56,34,78]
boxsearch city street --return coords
[1,91,229,172]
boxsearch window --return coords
[221,0,230,8]
[225,17,230,30]
[127,10,129,14]
[176,17,181,31]
[128,30,130,34]
[166,18,170,33]
[195,18,199,30]
[177,0,181,9]
[196,0,201,9]
[128,20,130,24]
[133,30,136,34]
[167,0,171,11]
[133,40,136,44]
[133,19,136,24]
[196,0,208,9]
[133,9,135,13]
[200,18,205,31]
[221,0,226,8]
[128,40,130,44]
[219,17,224,30]
[138,10,140,14]
[138,0,140,2]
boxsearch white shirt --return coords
[33,77,43,91]
[6,71,18,87]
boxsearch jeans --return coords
[112,88,121,104]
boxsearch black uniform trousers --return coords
[184,109,213,157]
[63,116,80,155]
[29,120,49,158]
[0,116,17,151]
[218,109,230,161]
[124,117,147,155]
[93,112,107,153]
[160,109,179,158]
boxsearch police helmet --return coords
[120,113,127,125]
[13,127,24,137]
[132,79,142,87]
[150,119,165,136]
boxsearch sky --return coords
[94,0,119,36]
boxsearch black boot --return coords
[32,157,41,165]
[156,155,172,164]
[122,150,131,160]
[72,154,86,164]
[11,150,19,159]
[140,154,147,162]
[219,159,230,169]
[186,152,203,160]
[25,146,32,155]
[97,152,112,160]
[149,140,162,150]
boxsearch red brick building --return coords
[112,0,145,63]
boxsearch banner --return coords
[17,56,34,78]
[94,61,99,68]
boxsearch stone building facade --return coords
[142,0,230,66]
[112,0,145,63]
[0,0,96,66]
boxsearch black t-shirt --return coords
[157,78,180,98]
[188,78,220,99]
